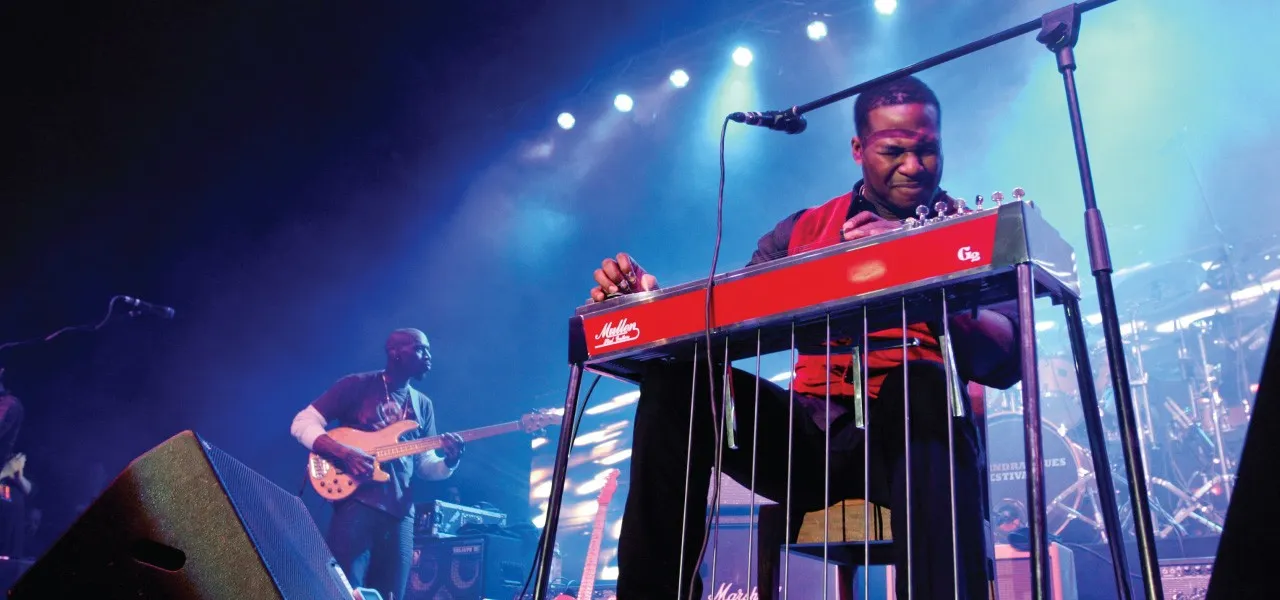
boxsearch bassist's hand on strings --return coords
[439,432,464,467]
[590,252,659,303]
[314,434,376,479]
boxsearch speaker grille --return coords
[11,431,351,600]
[202,437,350,598]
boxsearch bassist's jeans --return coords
[328,499,414,600]
[615,359,990,600]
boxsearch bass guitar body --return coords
[306,409,560,502]
[307,420,417,501]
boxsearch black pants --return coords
[327,499,414,600]
[616,359,990,600]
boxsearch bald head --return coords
[386,328,427,351]
[385,328,432,379]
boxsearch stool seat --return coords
[758,500,893,600]
[786,540,895,567]
[795,499,892,544]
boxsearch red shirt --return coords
[782,192,943,399]
[746,184,1020,401]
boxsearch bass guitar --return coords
[308,409,560,501]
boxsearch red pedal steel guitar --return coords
[568,196,1079,379]
[555,469,620,600]
[308,410,561,501]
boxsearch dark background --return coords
[0,0,734,552]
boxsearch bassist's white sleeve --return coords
[291,405,328,450]
[417,451,457,481]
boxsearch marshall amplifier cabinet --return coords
[872,543,1076,600]
[407,534,525,600]
[1159,558,1213,600]
[415,500,508,539]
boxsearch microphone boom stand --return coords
[731,1,1161,599]
[1036,5,1163,599]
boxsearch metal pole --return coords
[532,363,585,599]
[1036,5,1163,596]
[1015,264,1051,600]
[1064,297,1133,600]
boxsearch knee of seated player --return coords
[638,360,744,407]
[879,360,958,436]
[638,361,703,404]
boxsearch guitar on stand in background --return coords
[307,410,560,501]
[556,469,620,600]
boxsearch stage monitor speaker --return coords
[10,430,353,599]
[1207,301,1280,599]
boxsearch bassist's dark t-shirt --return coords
[312,371,437,520]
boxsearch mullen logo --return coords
[594,318,641,349]
[956,246,982,263]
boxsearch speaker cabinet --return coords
[1208,301,1280,598]
[407,534,525,600]
[10,430,352,599]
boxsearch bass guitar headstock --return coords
[520,408,564,433]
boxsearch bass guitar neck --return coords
[307,410,560,501]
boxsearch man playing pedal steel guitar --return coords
[589,76,1021,599]
[290,328,464,600]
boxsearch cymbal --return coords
[1113,260,1208,306]
[1111,260,1233,326]
[1205,233,1280,286]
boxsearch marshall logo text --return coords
[594,318,642,349]
[707,583,759,600]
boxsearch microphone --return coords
[728,108,807,134]
[119,295,176,319]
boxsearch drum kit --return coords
[984,234,1280,543]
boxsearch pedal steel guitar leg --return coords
[823,314,832,600]
[532,363,584,600]
[746,331,762,599]
[1064,296,1132,600]
[1015,263,1051,600]
[708,343,731,595]
[939,291,963,600]
[860,307,871,600]
[677,344,699,600]
[901,298,914,600]
[784,322,796,599]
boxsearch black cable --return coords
[686,115,733,600]
[1063,542,1145,583]
[0,295,128,354]
[1009,527,1145,581]
[516,373,602,600]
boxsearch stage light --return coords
[874,0,897,15]
[556,112,575,130]
[613,94,634,112]
[806,21,828,41]
[732,46,753,67]
[669,69,690,88]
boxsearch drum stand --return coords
[1052,471,1196,540]
[1123,309,1159,453]
[1188,322,1237,500]
[1108,312,1197,540]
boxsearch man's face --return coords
[851,103,943,215]
[392,331,433,378]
